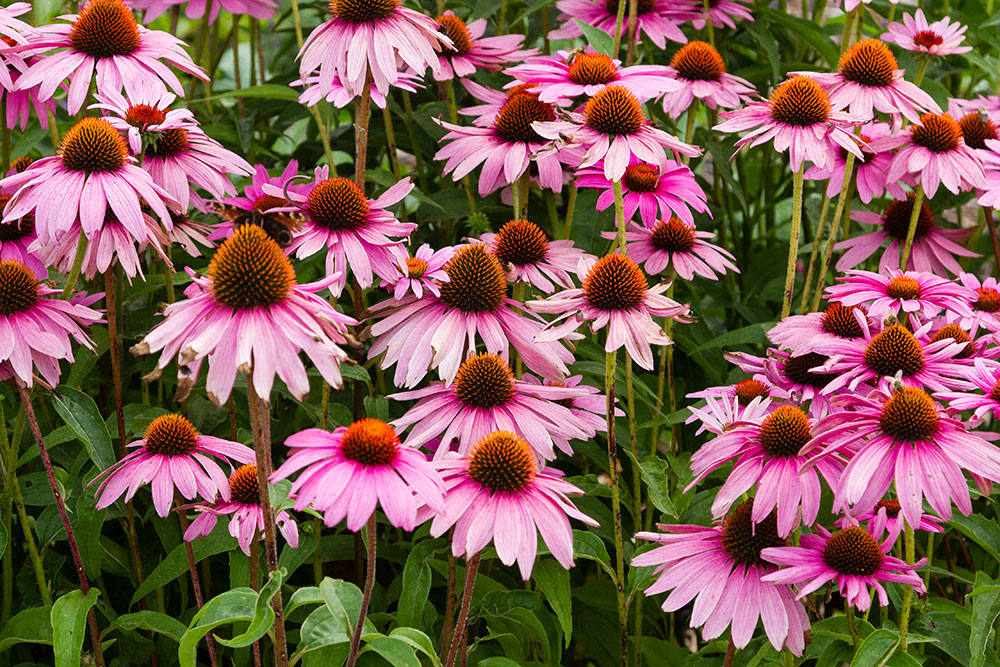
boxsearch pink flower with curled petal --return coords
[382,243,453,300]
[660,40,756,118]
[481,219,592,293]
[804,122,904,204]
[434,12,537,81]
[548,0,697,49]
[601,218,738,281]
[91,413,254,517]
[0,2,35,91]
[520,373,614,453]
[90,82,196,154]
[427,431,597,579]
[824,269,975,320]
[295,70,424,109]
[685,391,774,436]
[882,9,972,57]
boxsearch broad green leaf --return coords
[690,322,773,354]
[388,627,440,665]
[110,611,187,643]
[52,386,115,471]
[533,559,573,647]
[51,588,99,667]
[131,522,237,605]
[398,538,441,628]
[850,628,899,667]
[178,589,257,667]
[198,84,301,102]
[298,605,351,653]
[970,572,1000,667]
[287,586,325,615]
[638,456,675,518]
[759,9,839,66]
[951,514,1000,565]
[573,21,614,56]
[0,605,53,652]
[215,568,285,648]
[363,635,419,667]
[320,577,366,635]
[75,492,106,579]
[573,530,616,579]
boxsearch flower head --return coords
[382,243,453,300]
[945,273,1000,335]
[767,302,869,358]
[433,12,536,81]
[804,122,904,203]
[660,40,756,118]
[601,218,738,281]
[882,9,971,57]
[90,83,195,154]
[824,269,974,320]
[548,0,696,49]
[481,219,591,293]
[575,158,710,226]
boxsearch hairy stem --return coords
[345,514,377,667]
[781,167,805,318]
[446,552,482,667]
[899,186,925,271]
[605,350,627,667]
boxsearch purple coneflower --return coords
[660,40,756,118]
[723,349,839,415]
[936,357,1000,425]
[520,373,612,454]
[804,122,904,204]
[548,0,695,49]
[0,191,44,278]
[382,243,453,300]
[945,273,1000,335]
[882,9,972,57]
[208,160,308,241]
[685,391,773,436]
[835,501,944,534]
[481,219,590,293]
[601,218,738,280]
[295,70,424,109]
[767,302,868,358]
[90,83,195,154]
[433,12,536,81]
[824,269,974,320]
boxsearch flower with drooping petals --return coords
[685,391,773,436]
[297,0,452,98]
[836,501,945,534]
[166,211,214,257]
[715,75,863,171]
[528,253,694,370]
[91,413,254,517]
[382,243,453,300]
[90,83,195,154]
[390,353,594,460]
[434,12,536,81]
[208,160,309,242]
[936,357,1000,425]
[548,0,696,49]
[0,193,44,278]
[601,218,738,281]
[428,431,598,579]
[945,273,1000,335]
[16,0,207,115]
[481,219,591,293]
[660,40,756,118]
[132,225,357,404]
[505,48,681,103]
[575,158,710,226]
[882,9,971,57]
[761,512,924,612]
[723,349,839,416]
[634,501,809,655]
[836,195,978,275]
[0,60,56,132]
[520,373,613,454]
[824,269,974,320]
[294,69,424,109]
[0,3,35,92]
[183,463,298,556]
[690,0,753,30]
[366,243,576,387]
[270,419,445,531]
[767,302,869,358]
[804,122,904,204]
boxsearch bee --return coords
[207,201,304,248]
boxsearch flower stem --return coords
[781,167,805,318]
[701,0,714,46]
[250,535,262,667]
[683,102,698,165]
[625,0,638,65]
[722,639,736,667]
[446,551,482,667]
[604,349,627,667]
[382,101,406,215]
[18,383,105,666]
[61,229,88,299]
[1,97,9,174]
[563,185,578,240]
[840,7,859,56]
[498,0,508,34]
[808,151,856,312]
[924,531,934,590]
[899,524,916,652]
[899,185,925,271]
[846,606,860,651]
[612,0,628,56]
[613,179,627,254]
[345,514,377,667]
[985,207,1000,275]
[440,545,458,658]
[444,80,478,216]
[625,356,643,667]
[401,92,430,190]
[797,196,829,314]
[913,55,930,87]
[246,376,288,667]
[177,509,219,667]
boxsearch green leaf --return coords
[215,568,285,648]
[638,456,675,518]
[178,589,257,667]
[131,522,237,605]
[398,538,441,629]
[298,605,351,654]
[970,572,1000,667]
[951,514,1000,565]
[0,520,6,560]
[110,611,187,643]
[0,605,53,652]
[572,20,614,56]
[533,560,573,648]
[388,627,440,665]
[850,628,899,667]
[198,84,301,102]
[690,322,773,354]
[573,530,616,579]
[287,586,326,615]
[52,386,115,471]
[363,635,419,667]
[759,8,840,67]
[51,588,100,667]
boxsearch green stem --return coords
[899,186,925,271]
[913,54,929,86]
[899,524,915,652]
[1,97,9,174]
[612,0,628,57]
[604,350,627,667]
[61,229,88,299]
[625,0,638,65]
[445,552,482,667]
[683,101,698,166]
[809,151,857,312]
[846,606,860,651]
[312,516,324,585]
[781,168,805,318]
[650,268,676,455]
[444,80,478,216]
[924,531,934,590]
[498,0,508,34]
[345,514,377,667]
[613,180,627,254]
[625,357,642,667]
[701,0,714,46]
[840,7,860,56]
[563,185,578,240]
[798,195,830,314]
[512,282,526,378]
[401,92,430,191]
[382,100,406,219]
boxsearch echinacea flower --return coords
[383,243,453,300]
[91,413,254,517]
[481,219,590,293]
[824,269,974,320]
[688,404,843,536]
[601,218,738,281]
[767,302,868,358]
[575,158,710,226]
[956,111,998,151]
[366,243,575,387]
[723,349,840,415]
[951,94,1000,124]
[428,431,597,579]
[945,273,1000,335]
[529,253,694,370]
[803,381,1000,525]
[135,0,278,23]
[835,500,944,534]
[534,85,700,181]
[872,112,985,197]
[16,0,207,115]
[685,391,773,436]
[184,463,298,556]
[504,49,681,103]
[297,0,452,98]
[802,38,940,127]
[761,512,924,612]
[935,357,1000,425]
[882,9,972,57]
[1,117,176,245]
[132,225,357,404]
[270,419,444,531]
[90,82,195,154]
[0,259,102,387]
[660,40,756,118]
[390,353,594,460]
[0,4,34,81]
[433,12,536,81]
[207,160,309,241]
[548,0,695,49]
[520,373,612,453]
[715,75,862,171]
[264,169,415,295]
[0,194,44,278]
[435,88,567,196]
[690,0,753,30]
[804,122,904,204]
[294,69,424,109]
[836,195,978,275]
[634,501,809,654]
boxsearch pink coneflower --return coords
[270,419,444,531]
[140,0,278,23]
[0,66,56,132]
[882,9,972,57]
[951,94,1000,124]
[761,513,924,612]
[688,405,842,537]
[534,85,700,181]
[295,69,424,109]
[835,501,944,534]
[803,39,940,127]
[824,269,975,320]
[872,112,985,197]
[390,352,593,461]
[724,349,839,415]
[166,212,214,257]
[634,501,809,655]
[0,193,44,278]
[954,112,998,152]
[16,0,207,116]
[0,259,102,387]
[528,253,694,370]
[427,431,597,579]
[208,160,308,242]
[601,218,738,281]
[936,357,1000,425]
[715,75,862,171]
[767,302,868,358]
[685,391,773,436]
[436,88,567,196]
[0,117,176,245]
[265,170,415,296]
[0,3,34,90]
[690,0,753,30]
[804,122,904,204]
[481,219,590,293]
[184,463,298,556]
[91,413,254,517]
[505,49,681,103]
[836,195,978,275]
[90,83,196,154]
[383,243,453,300]
[548,0,695,49]
[366,243,575,387]
[297,0,452,98]
[132,225,357,405]
[946,273,1000,335]
[803,381,1000,525]
[433,12,535,81]
[575,158,710,226]
[660,40,756,118]
[520,373,612,454]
